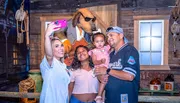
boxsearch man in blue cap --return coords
[95,26,140,103]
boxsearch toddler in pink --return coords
[88,32,111,103]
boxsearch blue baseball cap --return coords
[106,26,128,43]
[106,26,123,34]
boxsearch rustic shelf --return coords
[139,88,179,96]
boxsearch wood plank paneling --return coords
[88,4,117,33]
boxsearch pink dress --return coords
[88,45,110,68]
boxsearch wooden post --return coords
[117,0,122,27]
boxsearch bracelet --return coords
[106,68,111,74]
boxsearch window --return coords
[45,21,51,30]
[139,20,164,65]
[13,45,18,65]
[134,15,170,70]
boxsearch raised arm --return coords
[44,22,61,64]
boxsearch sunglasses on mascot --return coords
[80,12,96,22]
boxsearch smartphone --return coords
[54,19,67,29]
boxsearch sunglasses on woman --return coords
[80,12,96,22]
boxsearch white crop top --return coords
[70,68,99,94]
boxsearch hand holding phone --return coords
[54,19,67,29]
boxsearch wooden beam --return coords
[139,96,180,103]
[117,0,122,27]
[0,91,180,103]
[80,0,120,8]
[30,9,76,14]
[133,15,170,20]
[0,92,40,98]
[30,0,121,12]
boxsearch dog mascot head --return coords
[72,8,96,33]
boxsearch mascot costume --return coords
[54,8,99,66]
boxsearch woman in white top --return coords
[40,21,70,103]
[69,45,99,103]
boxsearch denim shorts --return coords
[70,95,96,103]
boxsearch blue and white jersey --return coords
[105,44,140,103]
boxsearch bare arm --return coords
[68,82,74,97]
[44,22,61,65]
[108,69,134,81]
[95,66,134,81]
[97,74,109,83]
[45,33,53,63]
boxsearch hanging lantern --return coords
[171,21,180,35]
[171,21,180,54]
[15,0,26,44]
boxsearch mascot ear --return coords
[72,12,81,27]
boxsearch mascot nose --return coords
[91,24,97,31]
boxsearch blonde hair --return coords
[51,38,64,63]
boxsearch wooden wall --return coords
[88,4,117,33]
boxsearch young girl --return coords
[88,32,111,103]
[69,45,99,103]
